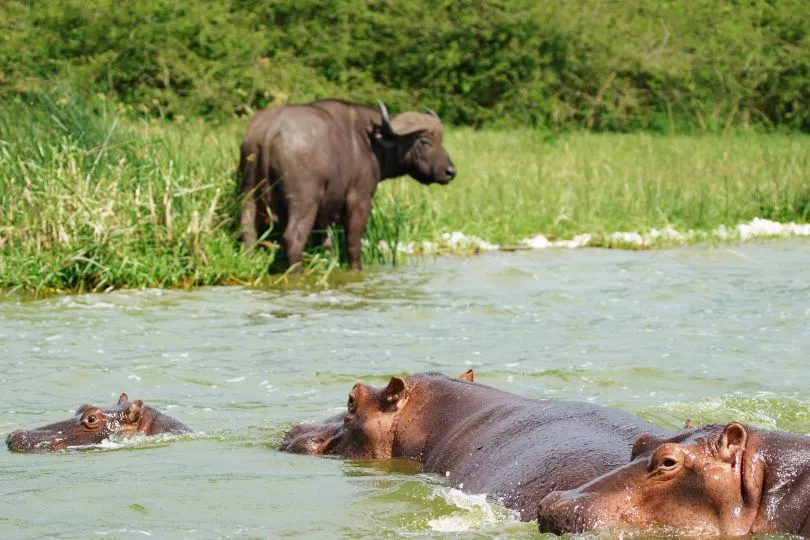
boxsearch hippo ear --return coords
[718,422,748,462]
[458,369,475,382]
[379,377,407,408]
[718,422,765,514]
[630,432,664,460]
[124,400,144,424]
[117,393,129,405]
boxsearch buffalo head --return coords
[375,101,456,185]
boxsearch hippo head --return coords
[538,422,810,536]
[280,376,409,459]
[375,101,456,185]
[281,369,475,458]
[7,393,150,453]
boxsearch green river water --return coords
[2,241,809,539]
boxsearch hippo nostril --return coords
[6,430,27,450]
[538,491,562,512]
[445,166,456,178]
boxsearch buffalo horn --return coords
[423,106,440,120]
[377,100,397,136]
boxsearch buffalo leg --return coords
[284,203,318,269]
[311,216,333,253]
[345,197,371,271]
[239,150,259,246]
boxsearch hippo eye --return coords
[347,395,356,413]
[87,415,97,424]
[419,138,430,146]
[659,457,678,470]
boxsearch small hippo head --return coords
[537,422,806,536]
[7,393,152,453]
[375,101,457,185]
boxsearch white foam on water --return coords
[64,431,192,452]
[425,486,518,533]
[523,218,810,250]
[93,529,152,536]
[372,218,810,257]
[60,297,118,310]
[524,232,592,249]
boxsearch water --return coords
[2,241,810,538]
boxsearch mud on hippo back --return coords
[6,393,191,453]
[538,421,810,536]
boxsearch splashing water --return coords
[425,486,519,532]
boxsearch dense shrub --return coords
[1,0,809,131]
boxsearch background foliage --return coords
[2,0,809,131]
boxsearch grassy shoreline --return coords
[2,97,809,296]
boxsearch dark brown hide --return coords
[238,99,456,270]
[280,372,667,520]
[537,423,810,536]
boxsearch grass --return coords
[373,130,810,245]
[2,93,810,295]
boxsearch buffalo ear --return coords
[379,377,407,407]
[370,124,399,148]
[458,368,475,382]
[718,422,748,462]
[117,393,129,406]
[124,400,144,424]
[631,432,664,460]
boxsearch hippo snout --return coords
[6,428,67,453]
[6,429,37,452]
[537,490,590,534]
[6,429,24,449]
[280,422,344,455]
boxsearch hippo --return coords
[6,393,191,453]
[281,369,476,455]
[537,422,810,536]
[280,371,668,520]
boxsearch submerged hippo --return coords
[280,371,667,519]
[537,422,810,536]
[6,393,191,453]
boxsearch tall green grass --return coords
[0,93,277,294]
[2,94,809,295]
[374,129,810,244]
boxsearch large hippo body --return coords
[6,393,191,453]
[239,99,456,270]
[281,372,667,520]
[538,421,810,536]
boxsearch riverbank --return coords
[2,98,809,295]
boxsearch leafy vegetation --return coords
[2,93,809,295]
[2,0,809,131]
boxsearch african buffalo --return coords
[238,99,456,270]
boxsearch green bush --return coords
[1,0,808,131]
